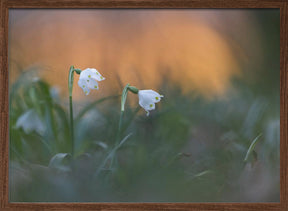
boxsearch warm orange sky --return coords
[8,9,263,100]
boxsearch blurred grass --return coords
[9,67,279,202]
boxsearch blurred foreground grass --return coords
[9,69,279,202]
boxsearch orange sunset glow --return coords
[9,9,262,100]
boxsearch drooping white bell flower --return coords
[15,109,45,134]
[138,90,164,116]
[77,68,105,95]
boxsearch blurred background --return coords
[8,9,280,202]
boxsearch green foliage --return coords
[9,70,279,202]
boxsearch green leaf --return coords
[244,133,262,163]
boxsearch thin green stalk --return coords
[69,95,74,157]
[110,110,124,169]
[115,84,130,146]
[108,84,130,171]
[116,111,124,145]
[68,65,75,157]
[95,84,138,177]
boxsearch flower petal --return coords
[87,79,99,90]
[89,68,105,81]
[139,94,156,111]
[139,101,155,116]
[138,89,163,115]
[79,68,93,80]
[78,79,90,95]
[139,100,155,111]
[138,90,163,103]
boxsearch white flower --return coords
[15,109,45,134]
[138,90,164,116]
[77,68,105,95]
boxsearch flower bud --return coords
[128,86,139,94]
[74,69,82,74]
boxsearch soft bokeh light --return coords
[9,9,266,99]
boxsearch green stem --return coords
[115,110,124,146]
[95,84,138,177]
[68,66,75,157]
[109,84,129,169]
[121,84,130,112]
[116,84,130,146]
[69,95,74,158]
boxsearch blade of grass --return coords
[194,170,213,178]
[115,132,133,150]
[94,133,133,177]
[244,133,262,163]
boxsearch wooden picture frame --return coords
[0,0,287,210]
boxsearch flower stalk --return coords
[120,84,130,112]
[68,66,105,157]
[68,66,81,158]
[116,84,130,146]
[69,95,74,157]
[107,84,163,173]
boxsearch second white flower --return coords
[138,90,164,116]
